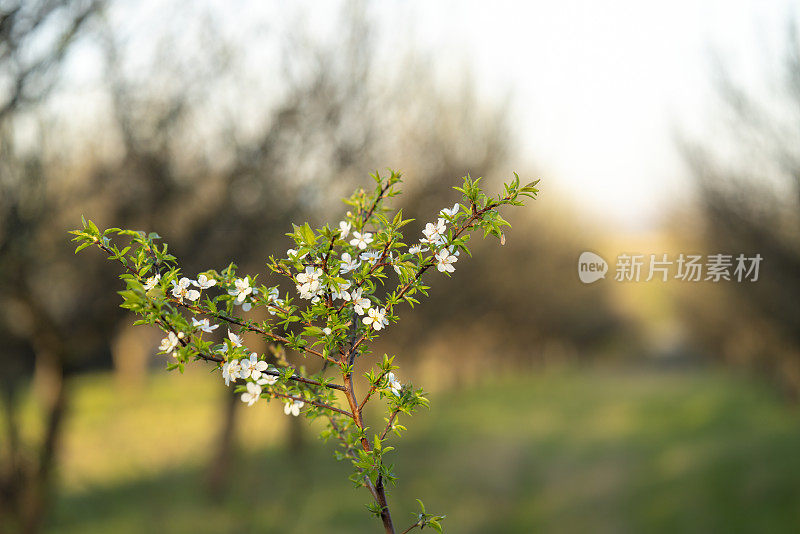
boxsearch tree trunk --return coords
[0,371,25,533]
[205,386,239,498]
[376,476,395,534]
[24,331,69,534]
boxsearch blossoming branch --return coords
[70,171,539,533]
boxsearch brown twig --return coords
[340,353,396,533]
[269,392,352,418]
[380,408,401,440]
[153,318,345,391]
[173,299,338,363]
[399,522,423,534]
[361,179,393,226]
[358,369,391,415]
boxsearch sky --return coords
[376,0,796,231]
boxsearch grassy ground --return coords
[36,367,800,533]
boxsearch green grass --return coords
[41,368,800,533]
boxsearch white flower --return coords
[257,369,278,386]
[323,327,332,336]
[296,267,323,299]
[349,231,373,250]
[159,332,180,354]
[422,218,447,246]
[386,372,402,397]
[192,317,219,333]
[287,248,307,261]
[435,248,458,273]
[331,280,351,301]
[192,274,217,289]
[266,287,281,302]
[339,252,360,274]
[284,399,305,416]
[239,353,268,380]
[360,251,382,265]
[143,273,161,291]
[440,203,460,218]
[240,382,262,406]
[339,221,351,239]
[172,277,201,302]
[265,287,284,315]
[222,359,241,386]
[362,307,388,331]
[408,243,429,255]
[388,252,402,276]
[228,277,253,303]
[351,288,371,315]
[228,329,243,347]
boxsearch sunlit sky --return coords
[380,0,796,230]
[65,0,796,231]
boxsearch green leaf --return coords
[301,223,317,246]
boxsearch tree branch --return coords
[399,521,423,534]
[153,319,345,392]
[358,369,391,415]
[269,392,352,418]
[380,408,401,440]
[90,239,338,364]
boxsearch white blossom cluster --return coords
[156,199,469,419]
[420,204,461,273]
[218,334,304,414]
[150,272,302,415]
[72,170,538,531]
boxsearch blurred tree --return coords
[0,0,102,119]
[0,2,105,531]
[681,24,800,397]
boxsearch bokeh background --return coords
[2,1,800,532]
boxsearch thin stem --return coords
[158,313,351,418]
[360,179,393,226]
[327,415,358,460]
[399,522,423,534]
[358,369,391,415]
[380,408,401,441]
[263,370,345,392]
[340,358,395,533]
[174,299,338,364]
[154,319,345,392]
[270,392,352,418]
